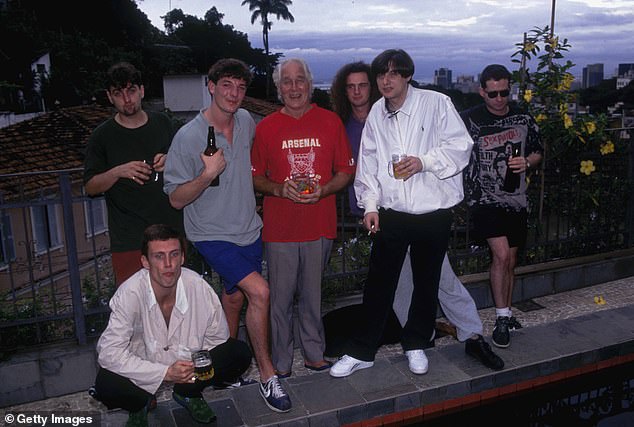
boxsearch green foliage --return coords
[511,26,615,171]
[0,0,274,107]
[321,234,371,302]
[0,295,59,350]
[241,0,295,99]
[312,88,332,110]
[511,25,630,253]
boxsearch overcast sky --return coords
[138,0,634,83]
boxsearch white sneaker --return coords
[406,349,429,374]
[330,355,374,378]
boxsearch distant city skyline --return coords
[138,0,634,83]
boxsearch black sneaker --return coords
[508,316,523,331]
[259,375,292,413]
[492,316,510,348]
[465,335,505,370]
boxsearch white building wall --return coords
[163,75,211,112]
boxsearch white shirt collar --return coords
[142,269,189,314]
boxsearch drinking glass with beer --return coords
[388,154,407,180]
[191,350,214,381]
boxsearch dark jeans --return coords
[94,338,252,412]
[345,208,452,361]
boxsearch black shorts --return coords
[471,205,528,248]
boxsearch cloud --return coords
[568,0,634,8]
[425,16,479,28]
[367,5,409,14]
[138,0,634,82]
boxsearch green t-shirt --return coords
[83,112,183,252]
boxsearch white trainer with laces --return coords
[330,355,374,377]
[406,349,429,374]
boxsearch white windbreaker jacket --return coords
[354,86,473,215]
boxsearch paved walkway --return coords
[3,276,634,426]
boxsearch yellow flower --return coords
[580,160,596,175]
[563,114,573,129]
[535,113,547,123]
[549,36,559,50]
[559,103,567,114]
[600,141,615,155]
[524,41,536,52]
[585,121,596,135]
[523,90,533,103]
[560,73,574,91]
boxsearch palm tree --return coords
[241,0,295,99]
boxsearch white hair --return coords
[272,58,314,102]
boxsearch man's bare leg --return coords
[487,236,513,309]
[221,289,245,339]
[506,246,518,308]
[236,271,275,382]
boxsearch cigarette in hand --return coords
[367,225,375,236]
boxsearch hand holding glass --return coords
[191,350,214,381]
[388,154,407,180]
[292,173,315,194]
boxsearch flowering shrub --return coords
[511,26,614,171]
[510,25,629,254]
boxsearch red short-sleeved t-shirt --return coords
[251,105,355,242]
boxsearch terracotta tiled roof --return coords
[0,104,113,200]
[0,97,280,201]
[242,96,281,117]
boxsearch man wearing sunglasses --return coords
[461,64,543,349]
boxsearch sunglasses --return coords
[485,89,510,99]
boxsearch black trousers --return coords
[345,208,451,361]
[94,338,252,412]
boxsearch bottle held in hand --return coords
[205,126,220,187]
[502,144,520,193]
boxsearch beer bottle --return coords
[502,143,520,193]
[205,126,220,187]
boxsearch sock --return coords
[496,307,511,318]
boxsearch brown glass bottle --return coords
[204,126,220,187]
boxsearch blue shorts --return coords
[194,236,263,295]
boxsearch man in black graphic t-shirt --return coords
[461,64,543,349]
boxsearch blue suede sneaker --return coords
[259,375,291,413]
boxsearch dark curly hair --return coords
[330,61,380,123]
[106,62,142,91]
[208,58,253,86]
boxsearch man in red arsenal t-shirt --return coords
[252,58,355,378]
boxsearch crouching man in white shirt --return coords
[92,224,252,426]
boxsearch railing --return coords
[1,127,633,351]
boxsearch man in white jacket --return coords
[331,61,503,372]
[92,224,252,426]
[331,49,474,378]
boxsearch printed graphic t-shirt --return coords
[461,103,543,212]
[251,105,355,242]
